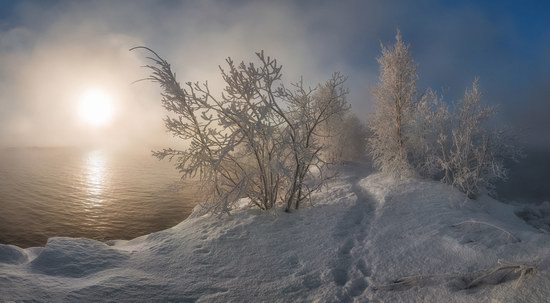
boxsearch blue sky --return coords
[0,0,548,148]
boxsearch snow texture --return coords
[1,166,549,302]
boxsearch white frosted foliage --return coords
[134,48,349,214]
[368,30,417,177]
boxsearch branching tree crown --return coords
[133,47,349,214]
[438,80,522,198]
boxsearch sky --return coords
[0,0,549,150]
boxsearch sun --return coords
[78,88,115,127]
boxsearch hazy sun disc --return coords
[78,89,114,127]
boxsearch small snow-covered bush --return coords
[134,48,349,214]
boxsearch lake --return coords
[0,147,201,248]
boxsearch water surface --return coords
[0,147,201,247]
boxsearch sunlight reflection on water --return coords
[84,150,106,207]
[0,148,202,247]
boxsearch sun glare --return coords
[78,88,115,127]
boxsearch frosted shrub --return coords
[134,48,348,214]
[437,80,522,198]
[412,80,522,198]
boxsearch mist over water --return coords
[0,147,201,248]
[495,149,550,204]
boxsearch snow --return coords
[1,165,549,302]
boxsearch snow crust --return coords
[1,166,549,302]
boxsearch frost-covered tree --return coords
[283,73,350,211]
[436,80,522,198]
[413,80,522,198]
[410,88,450,178]
[368,30,417,177]
[133,47,349,214]
[320,113,367,163]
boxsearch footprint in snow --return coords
[346,277,368,297]
[356,258,371,277]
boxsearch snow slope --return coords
[360,174,550,302]
[1,166,549,302]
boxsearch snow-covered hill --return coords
[1,167,549,302]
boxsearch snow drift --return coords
[1,167,549,302]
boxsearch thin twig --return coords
[453,219,520,242]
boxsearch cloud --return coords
[0,0,373,148]
[0,0,548,149]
